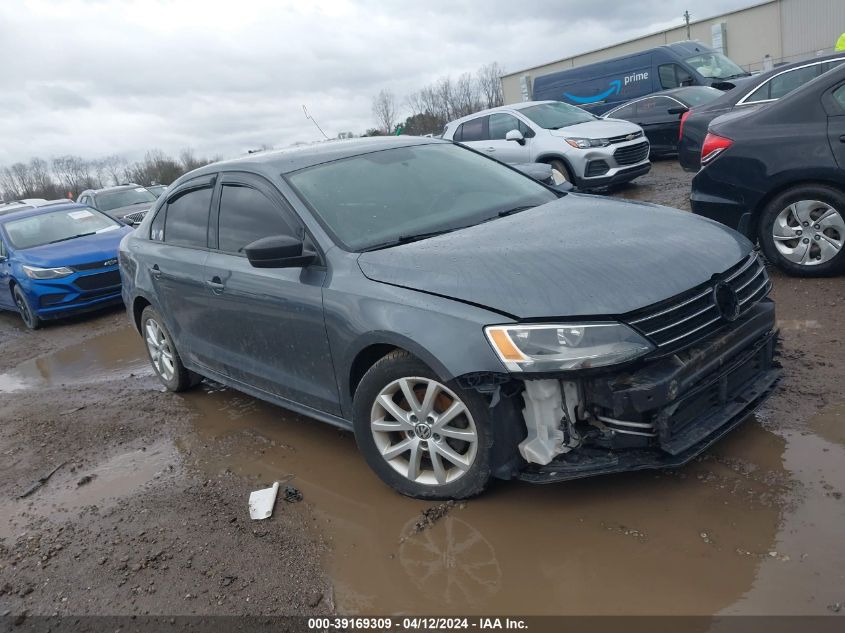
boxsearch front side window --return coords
[607,103,635,119]
[518,102,595,129]
[636,96,678,119]
[3,208,120,249]
[659,64,684,89]
[163,186,212,248]
[489,113,522,140]
[832,85,845,113]
[287,143,557,252]
[95,188,157,212]
[217,185,295,254]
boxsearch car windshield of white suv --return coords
[287,143,558,251]
[97,188,156,211]
[4,208,120,249]
[684,53,746,80]
[518,102,596,129]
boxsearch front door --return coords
[483,113,532,163]
[0,237,13,308]
[202,172,340,416]
[826,83,845,170]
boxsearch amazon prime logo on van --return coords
[563,71,650,105]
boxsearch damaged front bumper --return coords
[514,299,780,483]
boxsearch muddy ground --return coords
[0,160,844,617]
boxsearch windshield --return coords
[287,143,558,251]
[518,102,596,129]
[96,187,156,211]
[3,207,120,249]
[679,86,724,106]
[685,53,746,80]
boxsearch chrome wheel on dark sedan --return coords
[772,200,844,266]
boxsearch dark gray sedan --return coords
[120,137,780,499]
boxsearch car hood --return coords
[548,119,641,139]
[17,226,133,268]
[357,196,751,319]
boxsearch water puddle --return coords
[1,440,178,540]
[176,384,845,615]
[0,326,150,393]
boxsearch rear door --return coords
[825,82,845,170]
[144,174,215,366]
[454,116,488,154]
[202,172,340,415]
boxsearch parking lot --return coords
[1,160,844,617]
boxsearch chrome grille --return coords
[625,253,771,353]
[613,141,650,165]
[608,130,643,144]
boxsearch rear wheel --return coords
[141,306,201,392]
[759,185,845,276]
[547,159,573,185]
[352,350,494,499]
[13,286,41,330]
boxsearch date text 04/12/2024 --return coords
[307,617,528,630]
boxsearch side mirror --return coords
[244,235,316,269]
[0,255,7,264]
[551,182,574,194]
[505,129,525,145]
[667,106,689,116]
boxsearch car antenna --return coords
[303,105,330,140]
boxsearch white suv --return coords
[442,101,650,189]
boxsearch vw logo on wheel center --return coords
[414,422,433,440]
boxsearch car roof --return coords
[177,136,448,180]
[82,184,142,196]
[446,101,559,127]
[0,202,89,223]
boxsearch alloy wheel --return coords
[772,200,844,266]
[370,377,478,486]
[14,290,34,328]
[144,318,175,382]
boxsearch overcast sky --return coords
[0,0,754,165]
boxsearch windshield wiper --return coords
[47,232,96,244]
[497,205,535,218]
[361,227,460,252]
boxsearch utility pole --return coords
[684,10,691,40]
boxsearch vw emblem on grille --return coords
[103,258,118,267]
[713,281,740,322]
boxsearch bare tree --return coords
[477,62,505,109]
[372,89,398,134]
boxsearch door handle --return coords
[150,264,161,279]
[206,276,225,294]
[484,147,496,152]
[839,134,845,143]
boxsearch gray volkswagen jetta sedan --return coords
[120,136,780,499]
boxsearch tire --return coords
[13,285,41,330]
[547,159,573,185]
[352,350,494,500]
[758,184,845,277]
[140,306,201,392]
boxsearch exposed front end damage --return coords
[509,298,780,482]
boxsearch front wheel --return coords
[141,306,201,392]
[758,185,845,276]
[13,285,41,330]
[352,350,494,499]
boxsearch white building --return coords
[501,0,845,104]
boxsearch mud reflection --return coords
[177,384,802,615]
[0,326,149,393]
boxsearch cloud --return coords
[0,0,753,165]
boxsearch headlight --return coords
[22,265,74,279]
[485,322,654,372]
[564,137,610,149]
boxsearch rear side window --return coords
[768,64,820,100]
[163,186,212,248]
[457,117,486,142]
[832,85,845,112]
[609,103,635,119]
[217,185,296,254]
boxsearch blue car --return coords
[0,203,133,329]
